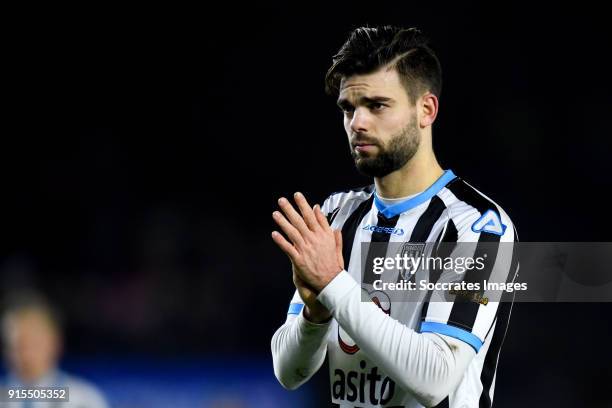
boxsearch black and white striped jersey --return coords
[286,169,518,407]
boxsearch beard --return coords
[351,119,421,178]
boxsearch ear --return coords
[419,92,439,128]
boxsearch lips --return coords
[352,137,378,148]
[354,143,376,153]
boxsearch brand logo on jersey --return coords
[332,360,395,405]
[362,225,405,236]
[471,209,507,236]
[338,290,390,355]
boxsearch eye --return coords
[340,105,354,115]
[370,102,386,111]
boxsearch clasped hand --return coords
[271,192,344,298]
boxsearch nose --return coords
[349,107,371,134]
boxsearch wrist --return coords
[313,267,344,293]
[303,305,332,324]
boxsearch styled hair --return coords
[325,26,442,103]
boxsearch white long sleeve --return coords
[318,271,476,407]
[271,306,332,390]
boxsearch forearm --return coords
[317,271,475,407]
[271,307,332,390]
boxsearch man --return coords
[270,26,518,407]
[1,293,109,408]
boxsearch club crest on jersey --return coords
[338,290,391,355]
[471,209,507,236]
[398,242,425,280]
[362,225,405,236]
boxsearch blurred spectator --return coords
[1,292,109,408]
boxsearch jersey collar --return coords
[373,169,457,219]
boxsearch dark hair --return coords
[325,26,442,103]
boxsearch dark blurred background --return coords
[1,2,611,407]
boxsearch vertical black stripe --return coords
[446,180,503,331]
[421,218,458,320]
[403,195,447,286]
[409,195,448,242]
[484,234,520,340]
[478,298,513,408]
[362,212,400,285]
[450,233,501,330]
[433,216,459,260]
[340,195,375,273]
[479,235,519,406]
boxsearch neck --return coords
[16,367,54,384]
[374,144,444,198]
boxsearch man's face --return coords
[337,67,420,178]
[2,309,60,382]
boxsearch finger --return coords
[271,231,300,260]
[334,229,344,269]
[314,204,332,231]
[293,192,319,231]
[278,197,312,237]
[272,211,305,248]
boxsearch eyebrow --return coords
[336,96,393,108]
